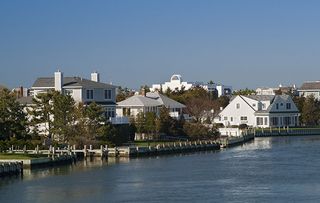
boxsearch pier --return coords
[254,128,320,137]
[7,140,221,158]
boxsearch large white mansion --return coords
[150,74,232,97]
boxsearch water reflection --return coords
[2,136,320,203]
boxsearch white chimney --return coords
[54,70,63,92]
[91,71,100,82]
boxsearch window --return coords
[276,103,279,109]
[262,103,266,109]
[240,116,247,121]
[86,90,93,99]
[257,117,263,125]
[224,117,228,121]
[123,108,131,116]
[64,89,73,95]
[230,117,233,122]
[286,103,291,109]
[264,117,268,125]
[104,89,112,100]
[252,104,256,107]
[236,103,240,109]
[284,117,291,125]
[271,117,278,126]
[105,107,115,119]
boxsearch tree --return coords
[116,86,134,102]
[51,91,75,143]
[145,112,156,139]
[183,122,211,140]
[135,112,145,134]
[28,91,54,140]
[0,89,28,140]
[85,102,105,138]
[233,88,256,96]
[301,95,320,126]
[158,106,171,135]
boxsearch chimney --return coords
[91,71,100,82]
[20,86,23,97]
[54,70,63,92]
[141,88,146,97]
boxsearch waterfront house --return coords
[214,95,300,128]
[116,92,186,119]
[150,74,232,97]
[28,70,117,119]
[298,81,320,100]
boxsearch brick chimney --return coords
[54,70,63,92]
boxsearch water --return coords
[1,136,320,203]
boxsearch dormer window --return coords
[286,103,291,109]
[86,89,93,100]
[105,89,112,100]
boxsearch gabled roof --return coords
[117,95,161,107]
[117,93,185,108]
[32,77,117,89]
[255,95,299,114]
[300,81,320,90]
[146,92,186,108]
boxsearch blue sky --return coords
[1,0,320,90]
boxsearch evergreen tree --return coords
[135,112,145,134]
[301,95,320,126]
[51,91,76,142]
[28,90,54,140]
[0,89,28,140]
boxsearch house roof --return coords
[244,95,275,102]
[255,95,299,114]
[32,77,117,89]
[117,95,161,107]
[117,93,185,108]
[300,81,320,90]
[146,92,186,108]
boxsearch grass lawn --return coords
[0,153,47,160]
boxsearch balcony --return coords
[109,116,129,125]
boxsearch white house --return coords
[298,81,320,100]
[150,74,232,97]
[116,92,186,119]
[215,95,300,128]
[22,70,118,120]
[256,84,297,96]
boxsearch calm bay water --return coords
[2,136,320,202]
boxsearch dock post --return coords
[36,145,39,154]
[100,145,104,158]
[84,145,87,158]
[23,145,26,154]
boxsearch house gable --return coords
[218,96,256,126]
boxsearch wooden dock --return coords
[7,141,221,158]
[254,128,320,137]
[219,134,255,148]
